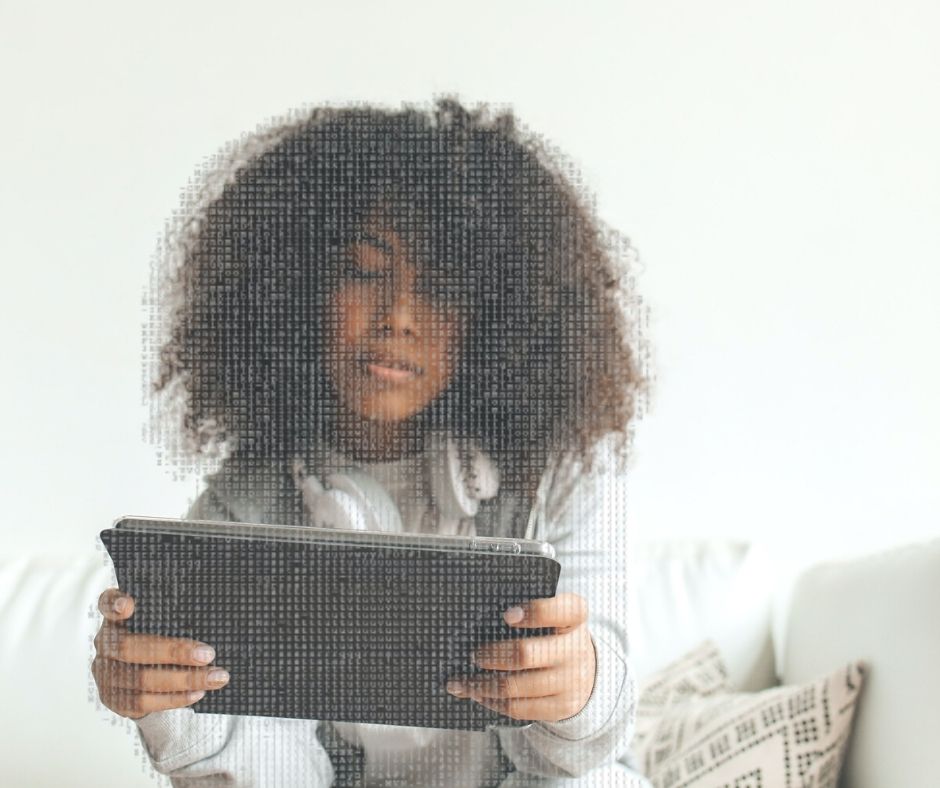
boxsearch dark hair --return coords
[148,96,651,498]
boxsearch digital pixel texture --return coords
[95,96,653,787]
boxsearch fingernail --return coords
[208,669,230,686]
[504,606,524,624]
[113,597,128,614]
[446,681,466,697]
[188,690,206,702]
[192,646,215,664]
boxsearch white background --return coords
[2,0,938,565]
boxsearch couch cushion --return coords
[629,540,778,691]
[780,536,940,788]
[631,641,865,788]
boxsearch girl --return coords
[92,97,652,786]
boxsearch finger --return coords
[93,656,230,693]
[473,628,584,671]
[94,625,217,666]
[447,667,576,700]
[465,691,575,723]
[107,688,208,720]
[503,593,588,630]
[98,588,136,622]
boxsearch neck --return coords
[329,413,427,463]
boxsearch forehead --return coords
[353,204,430,264]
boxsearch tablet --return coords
[99,516,561,731]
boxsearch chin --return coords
[354,398,422,424]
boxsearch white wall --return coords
[2,0,937,565]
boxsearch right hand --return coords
[92,587,231,720]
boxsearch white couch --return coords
[1,535,936,787]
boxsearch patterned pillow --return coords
[630,641,866,788]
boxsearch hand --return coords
[446,592,596,723]
[91,587,231,720]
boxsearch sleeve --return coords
[131,485,335,787]
[495,436,639,778]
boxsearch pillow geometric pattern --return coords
[629,641,866,788]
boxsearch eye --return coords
[342,261,386,281]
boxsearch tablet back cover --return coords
[99,526,560,731]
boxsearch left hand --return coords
[445,592,596,723]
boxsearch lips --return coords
[359,350,424,376]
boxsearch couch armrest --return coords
[779,536,940,788]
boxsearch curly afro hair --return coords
[147,96,652,500]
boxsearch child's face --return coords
[323,214,465,426]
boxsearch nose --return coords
[378,269,419,337]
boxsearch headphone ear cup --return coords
[428,435,500,522]
[324,469,404,533]
[296,471,326,518]
[465,444,499,501]
[306,487,370,531]
[428,435,472,521]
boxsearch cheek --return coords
[331,288,374,342]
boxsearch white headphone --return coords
[291,431,500,535]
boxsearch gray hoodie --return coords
[132,433,650,787]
